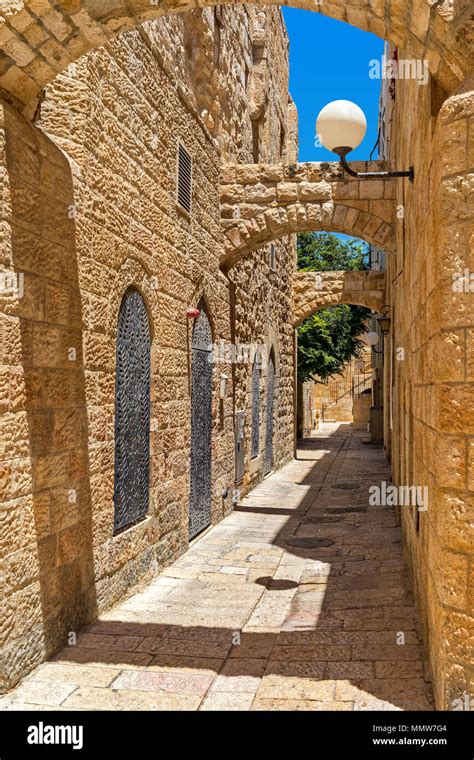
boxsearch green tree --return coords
[297,231,369,272]
[297,232,370,383]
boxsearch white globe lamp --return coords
[315,99,414,182]
[316,99,367,153]
[364,331,380,347]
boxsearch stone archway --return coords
[1,1,471,113]
[220,161,395,270]
[293,269,386,325]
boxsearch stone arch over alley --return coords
[220,162,395,271]
[1,0,471,113]
[292,270,386,326]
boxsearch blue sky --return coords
[282,8,384,163]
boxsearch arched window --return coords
[251,354,260,459]
[189,302,213,539]
[264,350,276,475]
[113,288,151,532]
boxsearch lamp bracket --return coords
[334,147,414,182]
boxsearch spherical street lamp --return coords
[315,99,414,182]
[316,99,367,153]
[363,331,380,347]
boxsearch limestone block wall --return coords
[215,5,296,493]
[35,25,235,602]
[0,99,96,692]
[353,392,371,431]
[139,5,296,493]
[386,69,474,709]
[132,7,291,165]
[312,360,367,424]
[230,236,295,493]
[0,7,296,690]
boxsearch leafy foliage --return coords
[297,231,369,272]
[297,233,370,383]
[298,304,369,383]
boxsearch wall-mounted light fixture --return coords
[364,329,384,355]
[363,331,380,347]
[376,306,391,335]
[316,100,414,182]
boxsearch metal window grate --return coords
[113,288,151,533]
[251,356,260,459]
[177,142,192,214]
[264,353,275,475]
[269,243,276,271]
[189,304,212,539]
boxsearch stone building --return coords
[0,1,472,711]
[0,6,297,691]
[378,41,473,711]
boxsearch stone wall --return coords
[0,99,95,691]
[224,6,296,493]
[0,6,296,690]
[353,392,371,432]
[230,236,295,493]
[312,358,371,424]
[385,67,474,709]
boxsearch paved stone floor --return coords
[0,424,434,711]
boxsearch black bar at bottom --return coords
[0,710,471,757]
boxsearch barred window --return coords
[113,288,151,533]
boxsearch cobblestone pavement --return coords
[0,424,434,711]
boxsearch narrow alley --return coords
[0,425,433,711]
